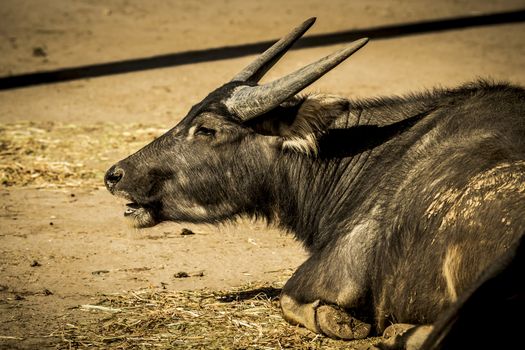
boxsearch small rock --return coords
[32,47,47,57]
[92,270,110,276]
[49,222,54,226]
[30,260,41,267]
[174,272,189,278]
[180,228,195,236]
[14,294,24,300]
[43,288,53,295]
[192,271,204,277]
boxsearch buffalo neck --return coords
[267,94,441,252]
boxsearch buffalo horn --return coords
[231,17,316,83]
[227,37,369,120]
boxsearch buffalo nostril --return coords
[104,165,124,191]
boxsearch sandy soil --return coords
[1,0,524,349]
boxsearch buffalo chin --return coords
[124,205,157,228]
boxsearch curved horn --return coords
[231,17,316,83]
[227,38,369,120]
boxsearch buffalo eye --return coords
[194,126,216,137]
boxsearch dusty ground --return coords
[0,0,524,349]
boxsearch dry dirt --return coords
[1,1,524,349]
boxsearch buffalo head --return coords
[104,18,368,228]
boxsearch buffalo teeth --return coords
[124,207,136,216]
[124,203,141,216]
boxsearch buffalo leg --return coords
[280,254,371,339]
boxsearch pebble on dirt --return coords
[180,228,195,236]
[32,47,47,57]
[92,270,110,276]
[174,272,190,278]
[30,260,41,267]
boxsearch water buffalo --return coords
[104,18,525,347]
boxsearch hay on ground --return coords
[56,282,380,349]
[0,121,167,189]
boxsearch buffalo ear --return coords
[249,94,349,155]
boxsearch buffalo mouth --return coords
[124,202,143,216]
[122,201,157,228]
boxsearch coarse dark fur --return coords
[419,234,524,350]
[105,79,525,345]
[374,234,524,350]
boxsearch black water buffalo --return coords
[105,18,525,347]
[372,234,524,349]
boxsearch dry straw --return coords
[57,282,379,349]
[0,121,167,188]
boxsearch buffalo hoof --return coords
[382,323,416,339]
[372,324,433,350]
[316,304,371,340]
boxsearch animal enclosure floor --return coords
[1,0,524,349]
